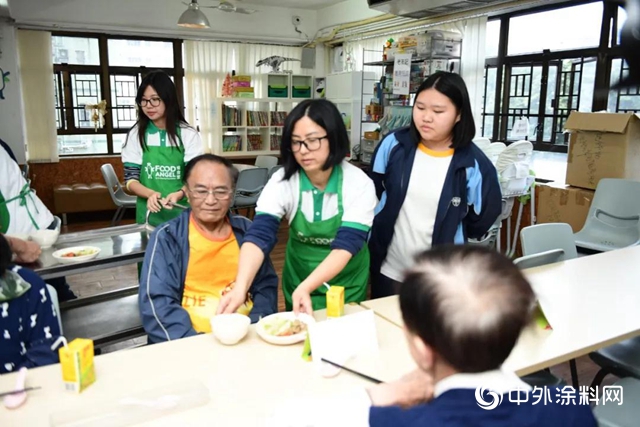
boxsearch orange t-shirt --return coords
[182,215,251,333]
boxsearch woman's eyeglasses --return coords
[187,187,233,201]
[139,97,162,107]
[290,136,327,153]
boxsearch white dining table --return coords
[361,245,640,376]
[0,305,415,426]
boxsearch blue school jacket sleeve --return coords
[465,157,502,239]
[139,227,197,343]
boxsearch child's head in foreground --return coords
[400,245,535,376]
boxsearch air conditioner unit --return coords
[368,0,517,19]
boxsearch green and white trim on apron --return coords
[0,182,41,234]
[281,165,369,311]
[133,123,189,227]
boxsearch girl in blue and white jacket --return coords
[368,72,502,298]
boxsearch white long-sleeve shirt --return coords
[0,147,54,235]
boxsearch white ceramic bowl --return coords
[52,246,101,264]
[30,229,60,249]
[210,313,251,345]
[256,312,315,345]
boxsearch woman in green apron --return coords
[217,99,378,315]
[122,71,203,227]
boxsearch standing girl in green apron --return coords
[122,71,203,227]
[217,99,378,315]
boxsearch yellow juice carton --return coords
[326,285,344,318]
[58,338,96,393]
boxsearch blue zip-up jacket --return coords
[368,127,502,276]
[139,210,278,344]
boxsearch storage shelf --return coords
[364,54,460,67]
[215,96,309,155]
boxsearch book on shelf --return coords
[247,134,263,151]
[270,111,288,127]
[270,134,281,151]
[247,111,269,127]
[222,104,241,126]
[223,135,242,152]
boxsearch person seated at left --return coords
[0,144,76,302]
[0,234,61,374]
[139,154,278,344]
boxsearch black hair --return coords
[410,71,476,149]
[280,99,350,180]
[400,245,535,373]
[183,153,239,188]
[0,234,11,278]
[127,70,188,152]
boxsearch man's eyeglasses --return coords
[139,97,162,107]
[187,187,233,201]
[290,136,327,153]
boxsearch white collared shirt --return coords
[256,160,377,229]
[264,369,531,427]
[1,147,54,234]
[434,369,531,398]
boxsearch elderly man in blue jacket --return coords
[139,154,278,344]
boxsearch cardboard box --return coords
[564,112,640,190]
[365,104,383,116]
[536,184,595,232]
[363,131,380,140]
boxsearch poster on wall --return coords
[392,54,411,95]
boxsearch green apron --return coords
[282,166,369,311]
[0,182,41,234]
[136,127,188,227]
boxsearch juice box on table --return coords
[326,286,344,318]
[58,338,96,393]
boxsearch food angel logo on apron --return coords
[145,162,154,180]
[296,231,333,246]
[144,162,181,181]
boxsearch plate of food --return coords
[256,312,315,345]
[52,246,101,264]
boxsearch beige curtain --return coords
[184,41,309,153]
[455,16,488,137]
[184,41,237,153]
[16,30,58,163]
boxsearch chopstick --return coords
[320,358,383,384]
[171,202,189,210]
[0,386,41,398]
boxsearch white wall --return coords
[0,21,27,163]
[10,0,317,44]
[316,0,384,33]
